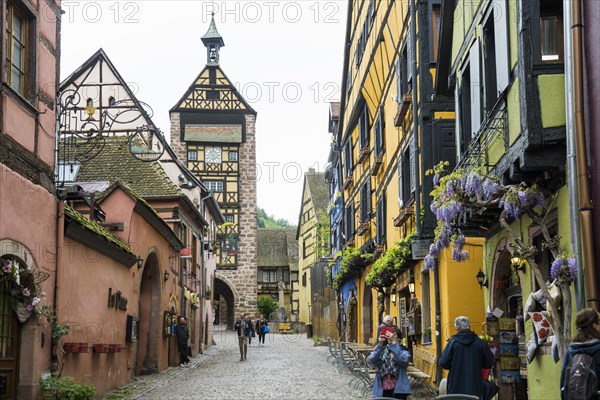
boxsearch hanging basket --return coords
[13,302,32,323]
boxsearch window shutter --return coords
[469,40,481,138]
[397,156,404,206]
[367,179,371,221]
[493,0,510,92]
[407,38,413,83]
[396,57,403,100]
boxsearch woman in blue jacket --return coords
[367,328,411,399]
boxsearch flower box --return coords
[78,343,91,353]
[64,343,90,353]
[93,344,110,353]
[64,343,80,353]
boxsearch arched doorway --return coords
[347,290,358,342]
[136,252,161,375]
[361,285,373,344]
[491,240,527,400]
[0,278,20,399]
[214,278,235,329]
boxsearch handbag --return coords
[263,324,269,334]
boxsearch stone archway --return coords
[214,277,236,329]
[136,251,161,375]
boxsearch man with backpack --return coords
[561,308,600,399]
[234,314,251,361]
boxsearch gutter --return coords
[570,0,598,309]
[410,0,421,237]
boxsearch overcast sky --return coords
[60,1,347,225]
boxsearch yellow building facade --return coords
[328,0,486,391]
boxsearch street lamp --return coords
[511,256,526,272]
[476,270,488,289]
[391,292,397,305]
[408,280,415,297]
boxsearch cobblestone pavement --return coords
[102,326,436,400]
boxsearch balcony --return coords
[371,155,383,176]
[394,93,412,127]
[342,175,353,190]
[357,147,369,164]
[394,207,414,227]
[356,221,370,236]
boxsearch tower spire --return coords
[201,13,225,65]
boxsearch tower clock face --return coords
[205,147,222,163]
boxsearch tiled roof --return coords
[330,102,341,119]
[257,228,298,268]
[74,136,181,197]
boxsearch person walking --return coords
[234,314,249,361]
[174,316,190,367]
[439,316,494,399]
[560,308,600,399]
[256,316,268,345]
[367,328,411,399]
[245,315,255,345]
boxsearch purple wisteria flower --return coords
[464,173,482,197]
[433,173,441,187]
[26,304,34,312]
[551,255,578,283]
[32,296,41,306]
[482,179,500,201]
[518,190,529,208]
[567,257,578,281]
[452,247,469,262]
[550,257,563,279]
[424,255,435,270]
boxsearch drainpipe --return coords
[410,0,421,237]
[433,259,442,383]
[564,0,584,310]
[570,0,598,309]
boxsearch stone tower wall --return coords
[224,114,257,318]
[169,110,257,319]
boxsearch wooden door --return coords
[0,283,20,399]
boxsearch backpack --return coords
[564,352,598,400]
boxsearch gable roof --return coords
[170,64,256,114]
[296,170,328,239]
[257,228,298,268]
[97,180,184,251]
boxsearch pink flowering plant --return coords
[426,162,575,360]
[1,258,48,314]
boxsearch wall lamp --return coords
[476,270,488,289]
[391,292,397,305]
[137,257,144,268]
[163,271,170,282]
[511,256,526,273]
[408,278,415,297]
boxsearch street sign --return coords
[180,248,192,259]
[411,239,433,260]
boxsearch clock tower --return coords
[170,15,258,322]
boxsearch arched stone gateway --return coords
[214,276,237,329]
[136,252,161,375]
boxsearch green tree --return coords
[257,295,278,319]
[256,207,292,228]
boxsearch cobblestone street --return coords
[103,326,365,400]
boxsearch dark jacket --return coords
[174,324,189,349]
[560,339,600,397]
[439,330,494,398]
[234,319,252,337]
[256,320,268,334]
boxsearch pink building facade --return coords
[1,0,61,398]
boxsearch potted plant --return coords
[1,258,48,322]
[204,288,212,300]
